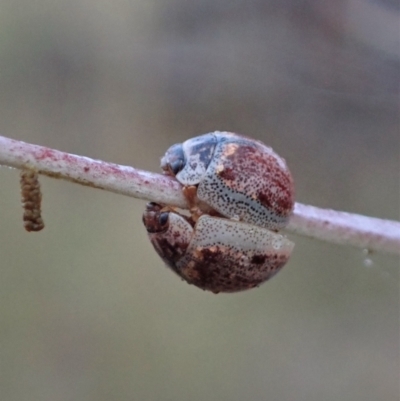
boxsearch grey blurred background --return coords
[0,1,399,400]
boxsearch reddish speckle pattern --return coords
[196,132,295,230]
[177,215,293,293]
[36,148,57,161]
[143,203,193,274]
[162,132,294,230]
[143,205,294,293]
[144,132,295,293]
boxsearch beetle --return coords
[143,132,295,293]
[142,202,294,293]
[161,132,295,231]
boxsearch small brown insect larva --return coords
[20,169,44,232]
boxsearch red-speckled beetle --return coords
[142,202,294,293]
[142,132,295,293]
[161,132,294,230]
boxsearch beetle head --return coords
[142,202,170,234]
[161,144,185,177]
[161,133,218,186]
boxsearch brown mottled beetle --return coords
[161,131,295,230]
[142,132,295,293]
[143,202,294,293]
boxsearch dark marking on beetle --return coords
[186,134,218,170]
[251,254,267,264]
[153,237,189,269]
[258,192,273,210]
[218,167,236,181]
[161,143,186,176]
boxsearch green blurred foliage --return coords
[0,1,399,400]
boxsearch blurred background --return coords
[0,1,399,400]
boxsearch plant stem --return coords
[0,135,399,255]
